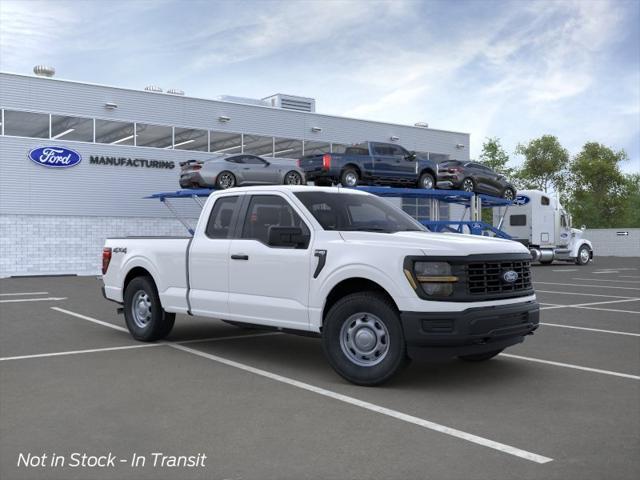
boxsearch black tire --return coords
[283,170,303,185]
[461,177,475,192]
[216,171,236,189]
[123,276,175,342]
[575,245,591,265]
[459,349,503,362]
[502,187,515,200]
[418,172,435,190]
[340,168,359,187]
[322,292,408,386]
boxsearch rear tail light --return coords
[322,154,331,170]
[297,159,301,167]
[102,248,112,275]
[192,164,202,171]
[448,167,462,173]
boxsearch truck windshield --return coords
[294,191,426,233]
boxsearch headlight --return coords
[408,261,458,297]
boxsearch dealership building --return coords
[0,70,470,277]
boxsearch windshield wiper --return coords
[340,226,393,233]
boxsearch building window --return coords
[135,123,173,148]
[210,131,242,154]
[3,110,49,138]
[51,114,93,142]
[173,127,208,151]
[243,134,273,156]
[273,137,303,159]
[95,119,135,145]
[303,140,330,156]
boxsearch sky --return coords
[1,0,639,173]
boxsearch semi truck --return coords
[101,185,540,386]
[495,190,593,265]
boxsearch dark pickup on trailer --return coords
[298,141,439,189]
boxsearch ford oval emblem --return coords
[502,270,518,283]
[514,195,530,206]
[28,146,82,168]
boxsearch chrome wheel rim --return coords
[218,173,235,189]
[421,176,434,189]
[339,313,389,367]
[285,171,302,185]
[344,172,358,187]
[503,189,514,200]
[462,179,474,192]
[131,290,152,329]
[580,247,590,263]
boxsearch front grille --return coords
[467,260,532,296]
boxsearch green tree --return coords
[515,135,569,193]
[479,137,514,177]
[567,142,629,228]
[619,174,640,228]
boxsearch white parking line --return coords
[500,354,640,380]
[0,291,49,296]
[575,306,640,315]
[619,275,640,279]
[534,282,640,291]
[592,270,620,274]
[572,278,640,284]
[540,323,640,337]
[0,344,161,362]
[51,307,129,332]
[551,269,579,272]
[0,297,67,303]
[170,343,552,464]
[535,290,637,299]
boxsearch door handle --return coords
[231,254,249,260]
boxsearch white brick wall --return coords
[0,214,194,277]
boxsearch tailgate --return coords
[298,154,325,172]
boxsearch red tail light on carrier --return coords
[102,248,112,275]
[322,154,332,170]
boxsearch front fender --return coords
[571,239,593,258]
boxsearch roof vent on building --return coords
[216,95,270,107]
[33,65,55,77]
[262,94,316,113]
[414,122,429,128]
[144,85,163,93]
[167,88,185,96]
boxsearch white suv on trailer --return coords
[101,186,539,385]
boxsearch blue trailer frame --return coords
[146,186,514,238]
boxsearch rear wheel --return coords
[123,276,175,342]
[576,245,591,265]
[461,177,475,192]
[216,171,236,189]
[459,349,503,362]
[283,170,303,185]
[340,168,359,187]
[322,292,408,386]
[418,172,435,190]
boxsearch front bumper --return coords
[179,171,207,188]
[400,300,539,360]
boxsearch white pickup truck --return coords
[101,186,539,385]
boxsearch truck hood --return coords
[339,231,530,256]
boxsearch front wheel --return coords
[459,349,503,362]
[123,276,175,342]
[576,245,591,265]
[418,172,435,190]
[502,187,515,200]
[322,292,408,386]
[283,170,303,185]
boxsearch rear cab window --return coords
[205,196,240,238]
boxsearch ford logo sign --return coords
[28,146,82,168]
[502,270,518,283]
[514,195,530,206]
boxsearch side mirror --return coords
[268,226,309,248]
[581,225,586,231]
[406,151,417,161]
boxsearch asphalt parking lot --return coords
[1,257,639,480]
